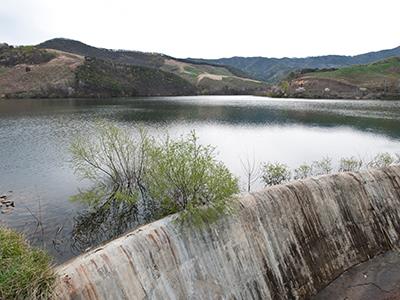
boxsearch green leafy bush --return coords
[294,163,313,180]
[147,132,239,225]
[261,162,291,186]
[0,227,55,300]
[368,152,397,168]
[312,157,333,176]
[339,156,363,172]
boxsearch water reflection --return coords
[1,97,400,139]
[0,96,399,263]
[71,200,139,253]
[82,97,400,139]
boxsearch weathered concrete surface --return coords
[313,251,400,300]
[55,166,400,300]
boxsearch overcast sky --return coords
[1,0,399,59]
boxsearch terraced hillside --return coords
[0,44,196,98]
[161,58,266,94]
[38,38,268,95]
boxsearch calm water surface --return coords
[0,96,399,263]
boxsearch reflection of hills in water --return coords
[1,97,399,139]
[112,99,400,140]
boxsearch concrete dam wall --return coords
[55,166,400,300]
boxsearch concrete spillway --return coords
[55,166,400,299]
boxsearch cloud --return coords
[0,0,52,45]
[0,0,399,58]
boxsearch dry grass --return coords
[0,50,83,96]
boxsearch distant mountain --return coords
[3,38,399,99]
[282,57,400,99]
[38,38,268,95]
[188,46,400,83]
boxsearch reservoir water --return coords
[0,96,399,262]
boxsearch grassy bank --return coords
[0,227,55,300]
[283,57,400,99]
[304,57,400,86]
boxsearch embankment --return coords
[55,166,400,299]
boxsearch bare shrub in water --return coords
[70,122,153,227]
[70,122,150,204]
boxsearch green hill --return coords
[301,57,400,84]
[283,57,400,99]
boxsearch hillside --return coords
[283,57,400,99]
[0,45,83,98]
[38,38,268,95]
[75,57,196,97]
[0,44,196,98]
[4,38,399,99]
[0,44,56,66]
[189,46,400,83]
[38,38,167,69]
[0,40,269,98]
[160,58,266,94]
